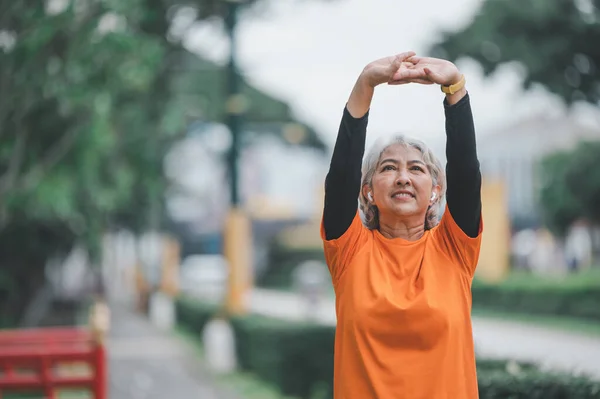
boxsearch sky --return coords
[181,0,593,152]
[170,0,600,221]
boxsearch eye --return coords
[382,165,396,171]
[410,165,424,172]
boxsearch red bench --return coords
[0,303,108,399]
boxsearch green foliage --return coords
[429,0,600,105]
[231,314,335,399]
[175,296,220,333]
[176,297,600,399]
[537,141,600,235]
[564,141,600,224]
[538,151,583,236]
[0,0,174,324]
[0,0,329,326]
[476,367,600,398]
[258,243,326,289]
[472,269,600,322]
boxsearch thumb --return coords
[393,51,415,68]
[391,55,403,70]
[424,67,443,84]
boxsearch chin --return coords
[390,204,421,217]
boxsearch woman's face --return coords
[366,143,438,222]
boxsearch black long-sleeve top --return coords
[323,93,481,240]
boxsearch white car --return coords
[180,254,229,302]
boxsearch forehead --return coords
[378,143,423,163]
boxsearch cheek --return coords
[414,176,434,198]
[372,175,394,195]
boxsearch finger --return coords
[396,51,416,62]
[405,55,422,64]
[416,80,435,85]
[392,68,425,81]
[391,52,416,69]
[388,78,434,85]
[424,67,442,78]
[387,80,411,86]
[401,62,418,69]
[410,78,434,85]
[423,67,445,83]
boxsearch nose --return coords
[395,169,411,186]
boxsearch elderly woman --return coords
[321,51,482,399]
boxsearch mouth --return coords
[391,190,415,200]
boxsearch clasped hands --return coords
[360,51,462,89]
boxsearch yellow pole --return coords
[477,179,511,283]
[223,207,253,315]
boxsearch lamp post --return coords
[222,0,252,316]
[224,0,243,206]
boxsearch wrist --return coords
[348,75,375,118]
[445,87,467,105]
[446,72,463,86]
[358,71,377,89]
[441,74,466,95]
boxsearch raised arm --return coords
[322,83,370,241]
[444,90,482,238]
[322,51,423,240]
[391,56,482,237]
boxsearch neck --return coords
[378,215,426,241]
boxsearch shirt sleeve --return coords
[320,211,369,285]
[434,205,483,278]
[322,106,368,240]
[436,93,483,277]
[444,93,482,239]
[321,105,370,284]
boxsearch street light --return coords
[222,0,252,316]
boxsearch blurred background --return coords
[1,0,600,398]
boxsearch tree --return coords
[0,0,332,327]
[537,151,583,236]
[564,140,600,224]
[429,0,600,105]
[0,0,169,326]
[429,0,600,235]
[538,141,600,237]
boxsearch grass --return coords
[174,326,294,399]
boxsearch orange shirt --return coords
[321,206,483,399]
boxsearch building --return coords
[476,113,600,229]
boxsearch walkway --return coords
[107,302,239,399]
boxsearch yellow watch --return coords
[440,74,466,95]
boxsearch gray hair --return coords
[359,135,446,230]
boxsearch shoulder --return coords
[321,210,372,284]
[430,205,483,277]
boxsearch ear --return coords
[430,185,441,206]
[362,184,372,203]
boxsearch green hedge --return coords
[175,296,219,333]
[258,244,326,289]
[471,277,600,322]
[176,297,600,399]
[230,314,334,399]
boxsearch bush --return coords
[176,297,600,399]
[472,270,600,322]
[477,368,600,398]
[175,296,219,334]
[230,313,334,399]
[258,243,325,289]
